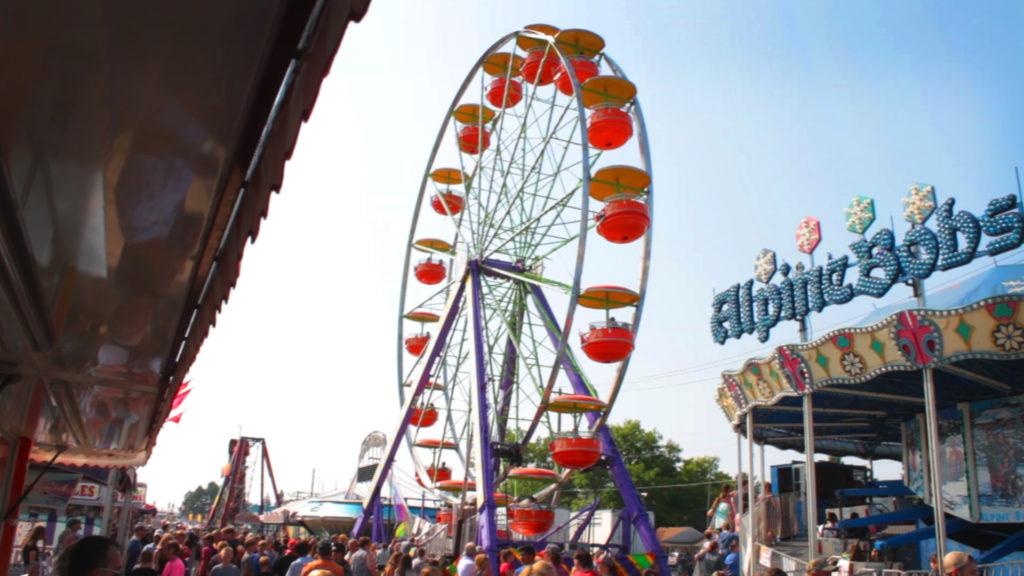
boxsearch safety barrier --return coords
[795,561,1024,576]
[979,561,1024,576]
[756,543,808,574]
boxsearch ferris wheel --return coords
[356,25,665,572]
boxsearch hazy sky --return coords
[140,1,1024,510]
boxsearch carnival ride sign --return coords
[711,186,1024,344]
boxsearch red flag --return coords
[170,388,191,410]
[166,380,192,424]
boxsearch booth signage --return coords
[711,191,1024,344]
[115,483,148,505]
[72,481,102,501]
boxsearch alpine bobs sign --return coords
[711,189,1024,345]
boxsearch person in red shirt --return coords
[498,550,517,576]
[199,535,217,576]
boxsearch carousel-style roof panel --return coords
[717,265,1024,459]
[0,0,370,466]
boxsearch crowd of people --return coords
[32,521,644,576]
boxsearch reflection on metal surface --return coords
[0,0,371,466]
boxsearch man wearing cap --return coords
[301,542,346,576]
[943,552,978,576]
[125,525,147,575]
[457,544,477,576]
[722,539,740,576]
[274,541,301,576]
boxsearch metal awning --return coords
[0,0,370,467]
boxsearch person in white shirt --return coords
[457,544,478,576]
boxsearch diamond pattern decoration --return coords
[845,195,876,235]
[991,302,1015,321]
[902,183,937,225]
[796,216,822,254]
[870,336,885,359]
[754,249,777,284]
[815,351,829,370]
[955,318,974,345]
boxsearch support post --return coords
[923,367,947,564]
[468,263,501,576]
[803,394,818,561]
[372,498,385,544]
[0,437,32,574]
[353,278,467,537]
[747,412,756,576]
[116,469,134,557]
[760,443,766,497]
[736,433,743,519]
[529,285,669,575]
[916,280,946,562]
[100,469,117,536]
[262,442,283,507]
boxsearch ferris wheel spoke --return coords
[517,133,597,257]
[507,109,582,256]
[481,184,579,262]
[514,301,562,447]
[403,276,462,318]
[477,86,578,256]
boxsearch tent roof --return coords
[657,526,705,545]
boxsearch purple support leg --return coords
[353,278,468,537]
[529,285,670,575]
[469,263,501,576]
[569,500,600,545]
[538,498,599,543]
[372,498,385,543]
[494,291,523,445]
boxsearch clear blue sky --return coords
[141,1,1024,509]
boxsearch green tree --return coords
[180,481,220,517]
[511,420,733,528]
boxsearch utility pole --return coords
[310,469,316,498]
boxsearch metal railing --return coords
[799,561,1024,576]
[979,562,1024,576]
[756,544,808,574]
